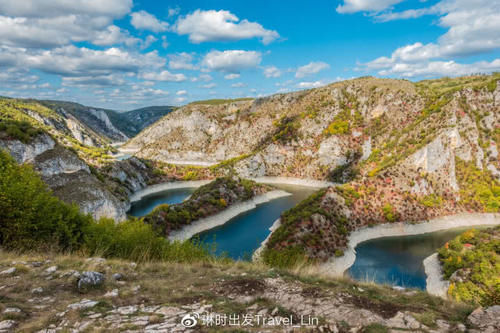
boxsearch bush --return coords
[0,119,43,143]
[83,218,213,263]
[382,203,398,222]
[0,149,91,251]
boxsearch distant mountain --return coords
[34,101,174,140]
[113,106,175,137]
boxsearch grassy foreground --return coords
[0,250,475,332]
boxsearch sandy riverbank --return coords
[317,213,500,277]
[423,253,450,298]
[168,190,291,242]
[249,176,334,188]
[129,180,211,203]
[252,218,281,261]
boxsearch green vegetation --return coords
[382,203,398,222]
[0,119,44,143]
[419,194,443,208]
[144,177,265,236]
[324,119,349,135]
[0,149,91,251]
[272,115,301,143]
[0,149,214,263]
[189,97,254,105]
[437,227,499,306]
[456,158,500,212]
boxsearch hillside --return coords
[117,106,174,137]
[124,74,500,262]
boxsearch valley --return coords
[1,74,500,332]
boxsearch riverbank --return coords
[318,213,500,277]
[250,176,334,188]
[423,253,450,299]
[252,218,281,261]
[129,180,211,203]
[168,190,291,241]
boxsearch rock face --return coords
[77,272,105,291]
[467,306,500,332]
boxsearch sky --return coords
[0,0,499,110]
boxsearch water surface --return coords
[197,184,316,260]
[128,187,196,217]
[347,226,487,289]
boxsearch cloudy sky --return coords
[1,0,499,110]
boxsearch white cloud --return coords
[168,52,197,70]
[175,97,186,103]
[362,0,500,78]
[368,58,500,78]
[297,81,324,89]
[224,73,240,80]
[231,82,246,88]
[201,83,217,89]
[202,50,262,73]
[191,74,213,82]
[161,36,169,49]
[295,61,330,78]
[0,0,132,18]
[176,90,187,95]
[336,0,403,14]
[140,70,187,82]
[130,10,168,32]
[168,7,181,18]
[0,0,136,49]
[263,66,282,78]
[62,74,125,87]
[175,9,279,44]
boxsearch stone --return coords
[113,305,138,315]
[467,306,500,330]
[44,266,58,274]
[3,307,21,314]
[31,287,43,294]
[77,271,105,291]
[112,273,124,281]
[0,267,16,275]
[85,257,106,264]
[67,299,99,310]
[0,320,16,330]
[104,289,119,298]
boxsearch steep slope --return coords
[0,100,160,220]
[116,106,174,137]
[38,100,128,142]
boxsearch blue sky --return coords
[0,0,499,110]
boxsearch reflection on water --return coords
[347,226,487,289]
[198,184,316,260]
[128,188,196,217]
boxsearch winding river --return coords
[128,183,316,259]
[129,182,499,291]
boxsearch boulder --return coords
[77,271,105,291]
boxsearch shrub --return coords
[0,149,91,251]
[83,218,213,263]
[0,119,43,143]
[382,203,398,222]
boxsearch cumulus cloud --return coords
[201,83,217,89]
[295,61,330,78]
[263,66,282,78]
[130,10,168,32]
[0,0,136,49]
[297,81,325,88]
[361,0,500,78]
[168,52,197,70]
[231,82,246,88]
[175,9,279,44]
[224,73,240,80]
[191,74,213,82]
[0,0,132,18]
[202,50,262,73]
[176,90,187,95]
[336,0,403,14]
[140,70,187,82]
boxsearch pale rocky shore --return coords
[168,190,291,241]
[423,253,450,299]
[129,180,211,203]
[318,213,500,277]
